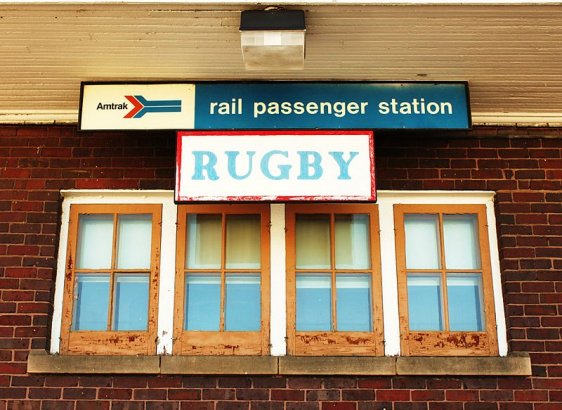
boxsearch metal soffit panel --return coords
[0,3,561,125]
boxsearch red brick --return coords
[0,388,26,399]
[287,377,322,389]
[429,404,463,410]
[133,389,167,400]
[179,402,215,410]
[216,402,248,410]
[514,389,548,401]
[63,388,97,400]
[357,378,392,389]
[271,389,304,401]
[98,389,132,400]
[376,389,411,401]
[320,403,355,410]
[445,390,478,401]
[75,402,110,410]
[411,389,444,401]
[236,389,269,401]
[218,377,252,388]
[341,389,375,401]
[79,375,113,387]
[479,390,513,402]
[28,388,61,399]
[201,389,235,400]
[306,390,341,401]
[148,376,182,388]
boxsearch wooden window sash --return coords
[60,204,162,355]
[394,204,498,356]
[286,203,384,356]
[174,204,270,355]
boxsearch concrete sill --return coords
[28,350,531,376]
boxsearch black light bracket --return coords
[240,9,305,31]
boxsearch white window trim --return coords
[51,190,177,355]
[51,190,507,357]
[377,190,507,356]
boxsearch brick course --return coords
[0,125,561,408]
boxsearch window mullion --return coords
[438,213,450,332]
[220,213,227,332]
[269,203,286,356]
[330,213,337,332]
[107,213,119,331]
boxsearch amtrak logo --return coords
[95,95,182,119]
[124,95,182,118]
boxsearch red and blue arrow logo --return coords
[124,95,182,118]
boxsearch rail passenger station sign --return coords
[175,130,375,202]
[80,82,471,130]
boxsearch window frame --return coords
[394,204,498,356]
[285,203,384,356]
[51,190,508,359]
[393,203,499,356]
[173,203,271,355]
[60,203,162,355]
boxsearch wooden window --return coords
[174,204,270,355]
[394,204,498,356]
[286,204,384,356]
[60,204,162,355]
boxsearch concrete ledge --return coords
[27,350,160,374]
[278,356,396,375]
[27,351,532,376]
[396,353,532,376]
[161,356,277,375]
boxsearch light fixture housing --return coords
[240,9,306,70]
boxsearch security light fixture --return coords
[240,9,306,70]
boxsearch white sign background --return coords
[80,83,195,130]
[175,130,375,202]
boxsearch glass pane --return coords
[187,215,221,269]
[443,214,481,270]
[448,274,485,331]
[117,215,152,269]
[76,215,113,269]
[296,215,331,269]
[72,274,110,330]
[113,274,149,331]
[404,214,441,270]
[296,274,331,331]
[335,215,370,269]
[185,274,220,331]
[226,215,261,269]
[225,274,261,331]
[336,275,372,331]
[407,274,443,331]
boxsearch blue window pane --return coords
[296,274,331,331]
[185,275,220,331]
[225,215,261,269]
[117,215,153,270]
[187,215,222,269]
[448,275,485,331]
[225,275,261,331]
[336,275,372,331]
[113,274,149,331]
[76,215,113,269]
[296,215,331,269]
[407,275,443,331]
[335,215,371,269]
[404,214,441,270]
[443,214,481,270]
[73,274,110,330]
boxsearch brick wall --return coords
[0,125,560,409]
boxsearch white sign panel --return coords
[175,130,376,202]
[80,83,195,130]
